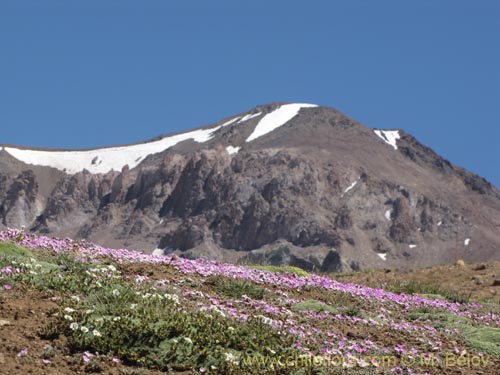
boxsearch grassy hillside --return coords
[1,228,500,374]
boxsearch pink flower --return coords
[3,285,12,290]
[17,349,28,358]
[82,351,94,363]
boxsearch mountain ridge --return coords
[1,103,499,271]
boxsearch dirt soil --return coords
[335,260,500,304]
[0,288,192,375]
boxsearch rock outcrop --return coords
[1,103,500,271]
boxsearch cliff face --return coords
[1,103,499,271]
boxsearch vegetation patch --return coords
[246,265,309,277]
[208,275,267,300]
[383,279,471,303]
[291,300,338,314]
[408,311,500,357]
[0,242,35,259]
[2,231,500,374]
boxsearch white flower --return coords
[80,326,89,333]
[107,265,117,272]
[64,307,76,313]
[64,315,73,321]
[71,295,81,302]
[130,304,137,309]
[85,309,94,314]
[224,352,239,365]
[112,289,120,296]
[113,316,121,321]
[70,322,79,331]
[92,329,101,337]
[210,306,226,317]
[184,337,193,344]
[164,294,180,304]
[262,317,272,325]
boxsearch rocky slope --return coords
[1,103,499,271]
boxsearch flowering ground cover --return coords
[1,228,500,374]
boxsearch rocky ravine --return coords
[1,103,499,271]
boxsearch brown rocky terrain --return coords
[1,103,500,271]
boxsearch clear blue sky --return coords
[1,1,499,187]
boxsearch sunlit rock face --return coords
[2,103,500,271]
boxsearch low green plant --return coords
[208,275,267,300]
[0,242,35,258]
[383,279,471,303]
[292,300,338,314]
[3,248,300,373]
[407,311,500,358]
[246,265,310,277]
[461,326,500,357]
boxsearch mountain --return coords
[1,103,499,272]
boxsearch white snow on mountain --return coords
[464,238,471,246]
[225,146,241,155]
[220,117,241,127]
[343,176,360,194]
[374,130,400,150]
[4,125,223,175]
[2,103,316,174]
[377,253,387,261]
[246,103,317,142]
[385,210,392,221]
[237,112,262,123]
[151,249,165,256]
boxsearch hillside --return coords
[1,229,500,374]
[1,103,500,271]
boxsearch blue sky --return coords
[1,1,499,187]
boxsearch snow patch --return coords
[409,244,417,249]
[226,146,241,155]
[374,130,400,150]
[237,112,262,123]
[220,117,241,127]
[385,210,392,221]
[4,125,225,174]
[464,238,471,246]
[377,253,387,261]
[344,176,360,194]
[437,221,443,226]
[246,103,317,142]
[151,249,165,256]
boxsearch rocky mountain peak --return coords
[1,103,500,271]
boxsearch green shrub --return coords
[246,265,309,278]
[292,300,338,314]
[208,275,267,300]
[0,242,35,258]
